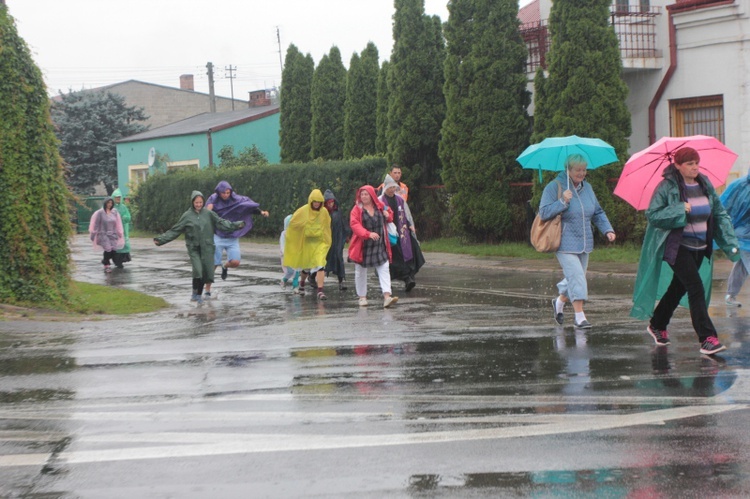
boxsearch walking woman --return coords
[154,191,245,304]
[349,185,398,308]
[111,188,132,268]
[631,147,739,354]
[539,154,616,328]
[89,196,125,273]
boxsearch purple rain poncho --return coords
[206,180,262,238]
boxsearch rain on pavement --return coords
[2,235,750,497]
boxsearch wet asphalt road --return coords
[2,235,750,497]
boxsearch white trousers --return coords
[354,261,391,297]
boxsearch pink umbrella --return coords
[614,135,738,210]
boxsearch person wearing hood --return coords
[111,188,131,269]
[539,154,615,329]
[720,170,750,307]
[279,214,300,291]
[89,196,125,273]
[204,180,269,298]
[153,190,245,304]
[631,147,739,355]
[376,164,409,202]
[283,189,332,300]
[349,185,398,308]
[379,173,424,292]
[323,189,351,291]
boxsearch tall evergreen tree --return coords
[343,42,379,159]
[375,60,391,156]
[531,0,634,236]
[0,4,71,304]
[440,0,531,241]
[388,0,446,190]
[279,44,314,163]
[52,90,148,195]
[311,46,347,160]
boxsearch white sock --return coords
[575,311,586,323]
[555,298,565,314]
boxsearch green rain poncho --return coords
[111,188,131,254]
[631,167,739,320]
[154,191,244,281]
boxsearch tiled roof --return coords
[116,105,279,143]
[518,0,541,25]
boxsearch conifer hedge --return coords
[0,5,72,304]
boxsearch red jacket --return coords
[348,186,393,265]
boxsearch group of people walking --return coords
[93,147,745,355]
[539,147,740,356]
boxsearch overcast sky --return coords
[8,0,461,99]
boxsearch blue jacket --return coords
[539,171,613,254]
[720,172,750,252]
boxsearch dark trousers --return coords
[651,246,716,341]
[102,250,116,265]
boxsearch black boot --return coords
[405,276,416,292]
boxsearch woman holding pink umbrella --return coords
[631,147,739,355]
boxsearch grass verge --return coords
[67,281,169,315]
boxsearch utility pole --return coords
[206,62,216,113]
[225,65,237,110]
[276,27,283,76]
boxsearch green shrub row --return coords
[132,157,388,236]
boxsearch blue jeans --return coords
[726,250,750,296]
[214,235,241,266]
[555,252,589,302]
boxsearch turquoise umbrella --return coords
[516,135,619,183]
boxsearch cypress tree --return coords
[343,42,379,159]
[440,0,531,242]
[531,0,634,237]
[0,4,71,304]
[375,60,391,156]
[311,46,347,160]
[388,0,446,190]
[279,44,314,163]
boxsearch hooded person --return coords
[721,171,750,307]
[323,188,351,291]
[283,189,332,300]
[348,185,398,308]
[204,180,269,297]
[89,196,125,272]
[110,188,131,269]
[379,174,424,292]
[154,190,245,304]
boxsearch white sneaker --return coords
[383,296,398,308]
[726,295,741,307]
[358,297,368,307]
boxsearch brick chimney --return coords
[180,74,194,91]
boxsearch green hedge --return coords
[132,157,388,236]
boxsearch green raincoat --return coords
[112,188,131,254]
[154,191,244,281]
[631,167,739,320]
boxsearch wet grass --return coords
[67,281,169,315]
[419,237,643,263]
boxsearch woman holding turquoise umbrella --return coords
[538,154,616,328]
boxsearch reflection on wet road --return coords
[1,236,750,497]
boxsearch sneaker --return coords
[203,292,212,300]
[221,266,228,280]
[699,336,727,355]
[358,297,368,307]
[725,295,741,307]
[383,296,398,308]
[551,299,563,326]
[104,265,112,273]
[190,293,200,302]
[317,291,327,301]
[574,319,592,329]
[647,325,671,346]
